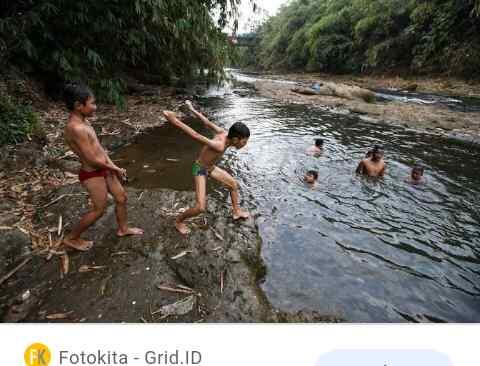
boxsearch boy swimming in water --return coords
[304,170,319,188]
[162,101,250,235]
[407,165,425,184]
[63,83,143,251]
[306,138,324,155]
[356,145,386,177]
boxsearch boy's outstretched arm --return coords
[163,111,224,152]
[186,100,224,134]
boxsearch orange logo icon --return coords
[24,343,51,366]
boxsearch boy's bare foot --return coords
[63,238,94,251]
[175,220,190,235]
[233,210,250,220]
[117,227,144,237]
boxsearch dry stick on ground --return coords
[57,215,63,236]
[41,193,86,209]
[156,285,195,295]
[220,270,224,294]
[0,257,32,286]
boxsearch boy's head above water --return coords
[304,170,318,184]
[370,145,384,161]
[315,138,324,148]
[228,122,250,149]
[411,165,424,181]
[64,82,96,117]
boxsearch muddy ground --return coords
[252,73,480,145]
[1,185,274,322]
[0,82,341,323]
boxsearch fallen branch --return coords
[57,215,63,237]
[220,270,224,294]
[156,285,195,295]
[78,265,107,273]
[171,250,192,260]
[41,193,86,208]
[210,227,224,241]
[0,257,32,286]
[46,311,73,320]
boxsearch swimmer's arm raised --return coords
[163,111,224,152]
[186,100,224,133]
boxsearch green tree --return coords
[237,0,480,77]
[0,0,248,103]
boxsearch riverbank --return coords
[0,82,341,322]
[250,72,480,144]
[266,72,480,98]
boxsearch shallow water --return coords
[114,76,480,322]
[374,88,480,113]
[233,69,480,112]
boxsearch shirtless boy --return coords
[306,138,324,155]
[356,145,386,177]
[162,101,250,234]
[63,83,143,251]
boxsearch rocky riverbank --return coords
[250,73,480,145]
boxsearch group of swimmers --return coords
[303,139,425,188]
[61,82,425,251]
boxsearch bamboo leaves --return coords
[0,0,245,104]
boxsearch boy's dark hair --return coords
[315,138,324,147]
[372,145,384,155]
[412,165,424,174]
[228,122,250,139]
[307,170,318,180]
[63,82,93,111]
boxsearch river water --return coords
[114,73,480,322]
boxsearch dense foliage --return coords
[0,0,245,104]
[0,95,38,145]
[237,0,480,77]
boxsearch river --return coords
[113,72,480,322]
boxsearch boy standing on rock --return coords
[63,82,143,251]
[162,101,250,235]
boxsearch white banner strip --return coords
[3,324,478,366]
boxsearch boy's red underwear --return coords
[78,168,109,183]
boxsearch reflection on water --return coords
[114,78,480,322]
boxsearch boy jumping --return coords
[162,101,250,235]
[63,82,143,251]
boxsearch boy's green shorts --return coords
[192,161,208,176]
